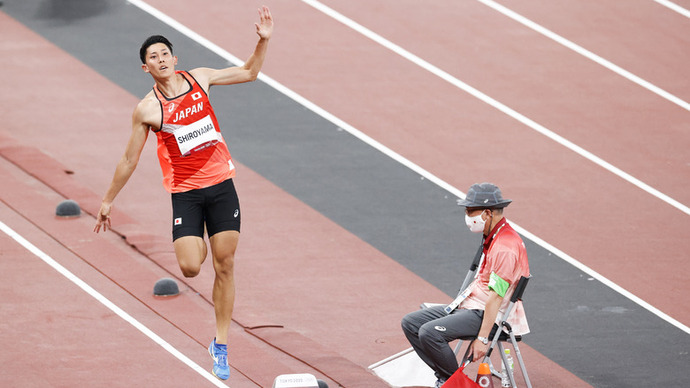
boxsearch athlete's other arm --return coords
[191,6,273,91]
[94,99,154,233]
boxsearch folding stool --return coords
[459,275,533,388]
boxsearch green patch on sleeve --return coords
[488,272,510,298]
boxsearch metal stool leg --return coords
[510,333,532,388]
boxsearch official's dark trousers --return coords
[401,305,484,381]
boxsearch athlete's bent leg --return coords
[209,230,239,345]
[174,236,208,277]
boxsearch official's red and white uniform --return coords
[461,218,531,335]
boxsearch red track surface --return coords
[144,0,690,326]
[2,0,688,386]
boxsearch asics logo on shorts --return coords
[434,326,447,332]
[234,209,239,218]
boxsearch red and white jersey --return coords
[151,71,235,193]
[461,218,531,335]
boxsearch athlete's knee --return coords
[209,230,238,277]
[174,236,206,278]
[179,261,201,278]
[213,253,235,277]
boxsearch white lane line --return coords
[128,0,690,335]
[0,220,227,387]
[477,0,690,112]
[512,224,690,336]
[655,0,690,18]
[296,0,690,217]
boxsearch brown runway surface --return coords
[1,1,689,387]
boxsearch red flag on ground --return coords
[441,367,481,388]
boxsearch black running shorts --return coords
[171,178,241,241]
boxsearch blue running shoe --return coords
[208,338,230,380]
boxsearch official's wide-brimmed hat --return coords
[457,182,512,209]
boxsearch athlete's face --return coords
[142,43,177,78]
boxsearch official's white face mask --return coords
[465,212,486,233]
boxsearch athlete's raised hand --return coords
[255,6,273,40]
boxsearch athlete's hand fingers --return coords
[262,6,272,21]
[94,215,110,233]
[255,6,273,38]
[94,217,103,233]
[94,203,112,233]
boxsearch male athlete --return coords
[94,6,273,380]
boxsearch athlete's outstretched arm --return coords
[94,103,150,233]
[192,6,273,89]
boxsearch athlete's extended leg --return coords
[201,179,240,380]
[173,235,208,277]
[209,230,239,345]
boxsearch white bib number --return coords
[173,115,219,156]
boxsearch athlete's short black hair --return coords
[139,35,173,64]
